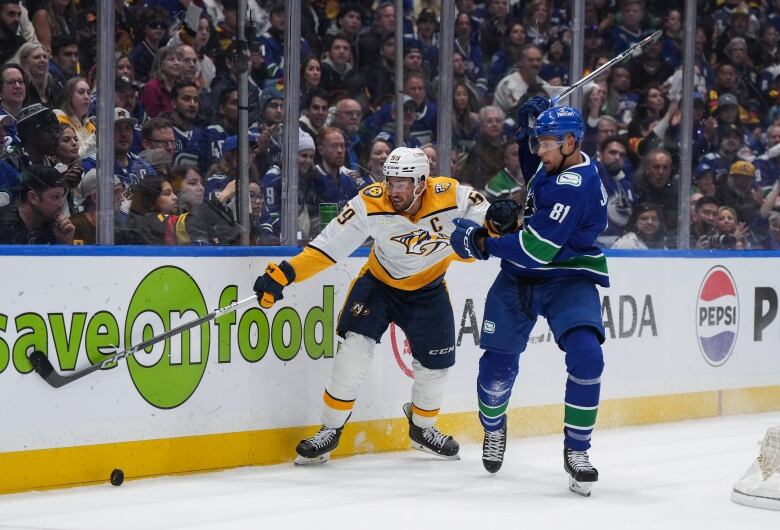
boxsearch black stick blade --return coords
[29,351,53,378]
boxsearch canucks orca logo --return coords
[696,266,739,366]
[390,229,450,256]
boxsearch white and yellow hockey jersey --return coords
[287,176,490,291]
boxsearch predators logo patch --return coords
[390,229,450,256]
[363,185,384,198]
[350,302,370,316]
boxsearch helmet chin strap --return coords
[402,179,426,212]
[555,142,579,175]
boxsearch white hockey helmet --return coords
[382,146,429,187]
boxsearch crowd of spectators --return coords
[0,0,779,250]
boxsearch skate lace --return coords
[568,450,594,471]
[422,426,450,449]
[483,429,505,461]
[308,427,337,449]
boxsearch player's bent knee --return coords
[327,332,376,395]
[478,350,520,384]
[561,327,604,380]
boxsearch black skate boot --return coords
[294,425,344,465]
[564,447,599,496]
[403,403,460,459]
[482,423,507,473]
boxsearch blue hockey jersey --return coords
[485,143,610,287]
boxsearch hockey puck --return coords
[110,468,124,486]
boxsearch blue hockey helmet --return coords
[531,105,585,145]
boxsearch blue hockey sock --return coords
[477,350,520,431]
[560,327,604,451]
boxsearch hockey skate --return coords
[564,447,599,497]
[294,425,344,465]
[402,403,460,459]
[482,424,507,473]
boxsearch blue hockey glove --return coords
[254,260,296,308]
[451,218,489,260]
[516,96,551,142]
[485,199,523,236]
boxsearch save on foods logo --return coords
[696,266,739,366]
[0,266,335,409]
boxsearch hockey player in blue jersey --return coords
[451,98,609,497]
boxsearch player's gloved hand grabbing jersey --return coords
[451,218,489,260]
[516,95,551,142]
[453,200,523,260]
[254,261,296,308]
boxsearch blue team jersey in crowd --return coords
[81,152,155,190]
[485,146,610,288]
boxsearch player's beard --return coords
[390,194,414,212]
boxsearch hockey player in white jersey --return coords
[253,147,495,463]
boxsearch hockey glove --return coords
[515,95,551,142]
[451,218,489,260]
[485,199,523,236]
[254,260,296,308]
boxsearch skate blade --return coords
[410,442,460,460]
[568,477,593,497]
[294,452,331,465]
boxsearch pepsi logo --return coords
[389,323,414,379]
[696,266,739,366]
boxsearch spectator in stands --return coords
[374,95,421,150]
[693,162,717,197]
[359,138,391,185]
[255,87,284,175]
[493,43,548,116]
[660,8,683,69]
[462,105,505,191]
[415,8,439,76]
[484,141,524,202]
[421,143,438,176]
[3,104,61,184]
[131,6,169,83]
[404,72,437,146]
[19,42,57,107]
[0,0,25,65]
[300,55,321,103]
[248,179,279,246]
[762,210,780,249]
[48,34,79,95]
[204,133,260,201]
[176,44,201,87]
[452,80,479,155]
[633,97,681,159]
[320,34,362,97]
[604,65,637,128]
[159,80,202,167]
[69,169,124,245]
[261,129,315,239]
[634,148,679,241]
[690,195,721,249]
[141,45,181,118]
[750,123,780,189]
[0,64,27,129]
[630,37,673,89]
[123,175,179,245]
[0,164,74,244]
[324,3,363,49]
[716,160,763,225]
[309,127,357,235]
[141,117,175,169]
[488,20,527,91]
[331,98,363,171]
[713,2,758,66]
[114,77,145,150]
[169,165,204,217]
[611,202,668,250]
[597,136,635,247]
[54,123,79,176]
[699,124,744,182]
[356,1,394,69]
[402,42,425,77]
[611,0,652,55]
[54,77,96,159]
[712,205,753,249]
[540,38,569,86]
[522,0,556,50]
[82,108,153,191]
[209,43,261,126]
[362,32,396,109]
[454,11,485,98]
[299,88,328,141]
[480,0,510,60]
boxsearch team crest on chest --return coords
[390,229,450,256]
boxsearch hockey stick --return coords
[551,29,662,106]
[28,295,258,389]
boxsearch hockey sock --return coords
[477,350,520,431]
[560,327,604,451]
[321,332,376,428]
[410,360,448,428]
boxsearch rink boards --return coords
[0,247,779,493]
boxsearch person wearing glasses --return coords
[131,6,169,83]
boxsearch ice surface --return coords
[1,412,778,530]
